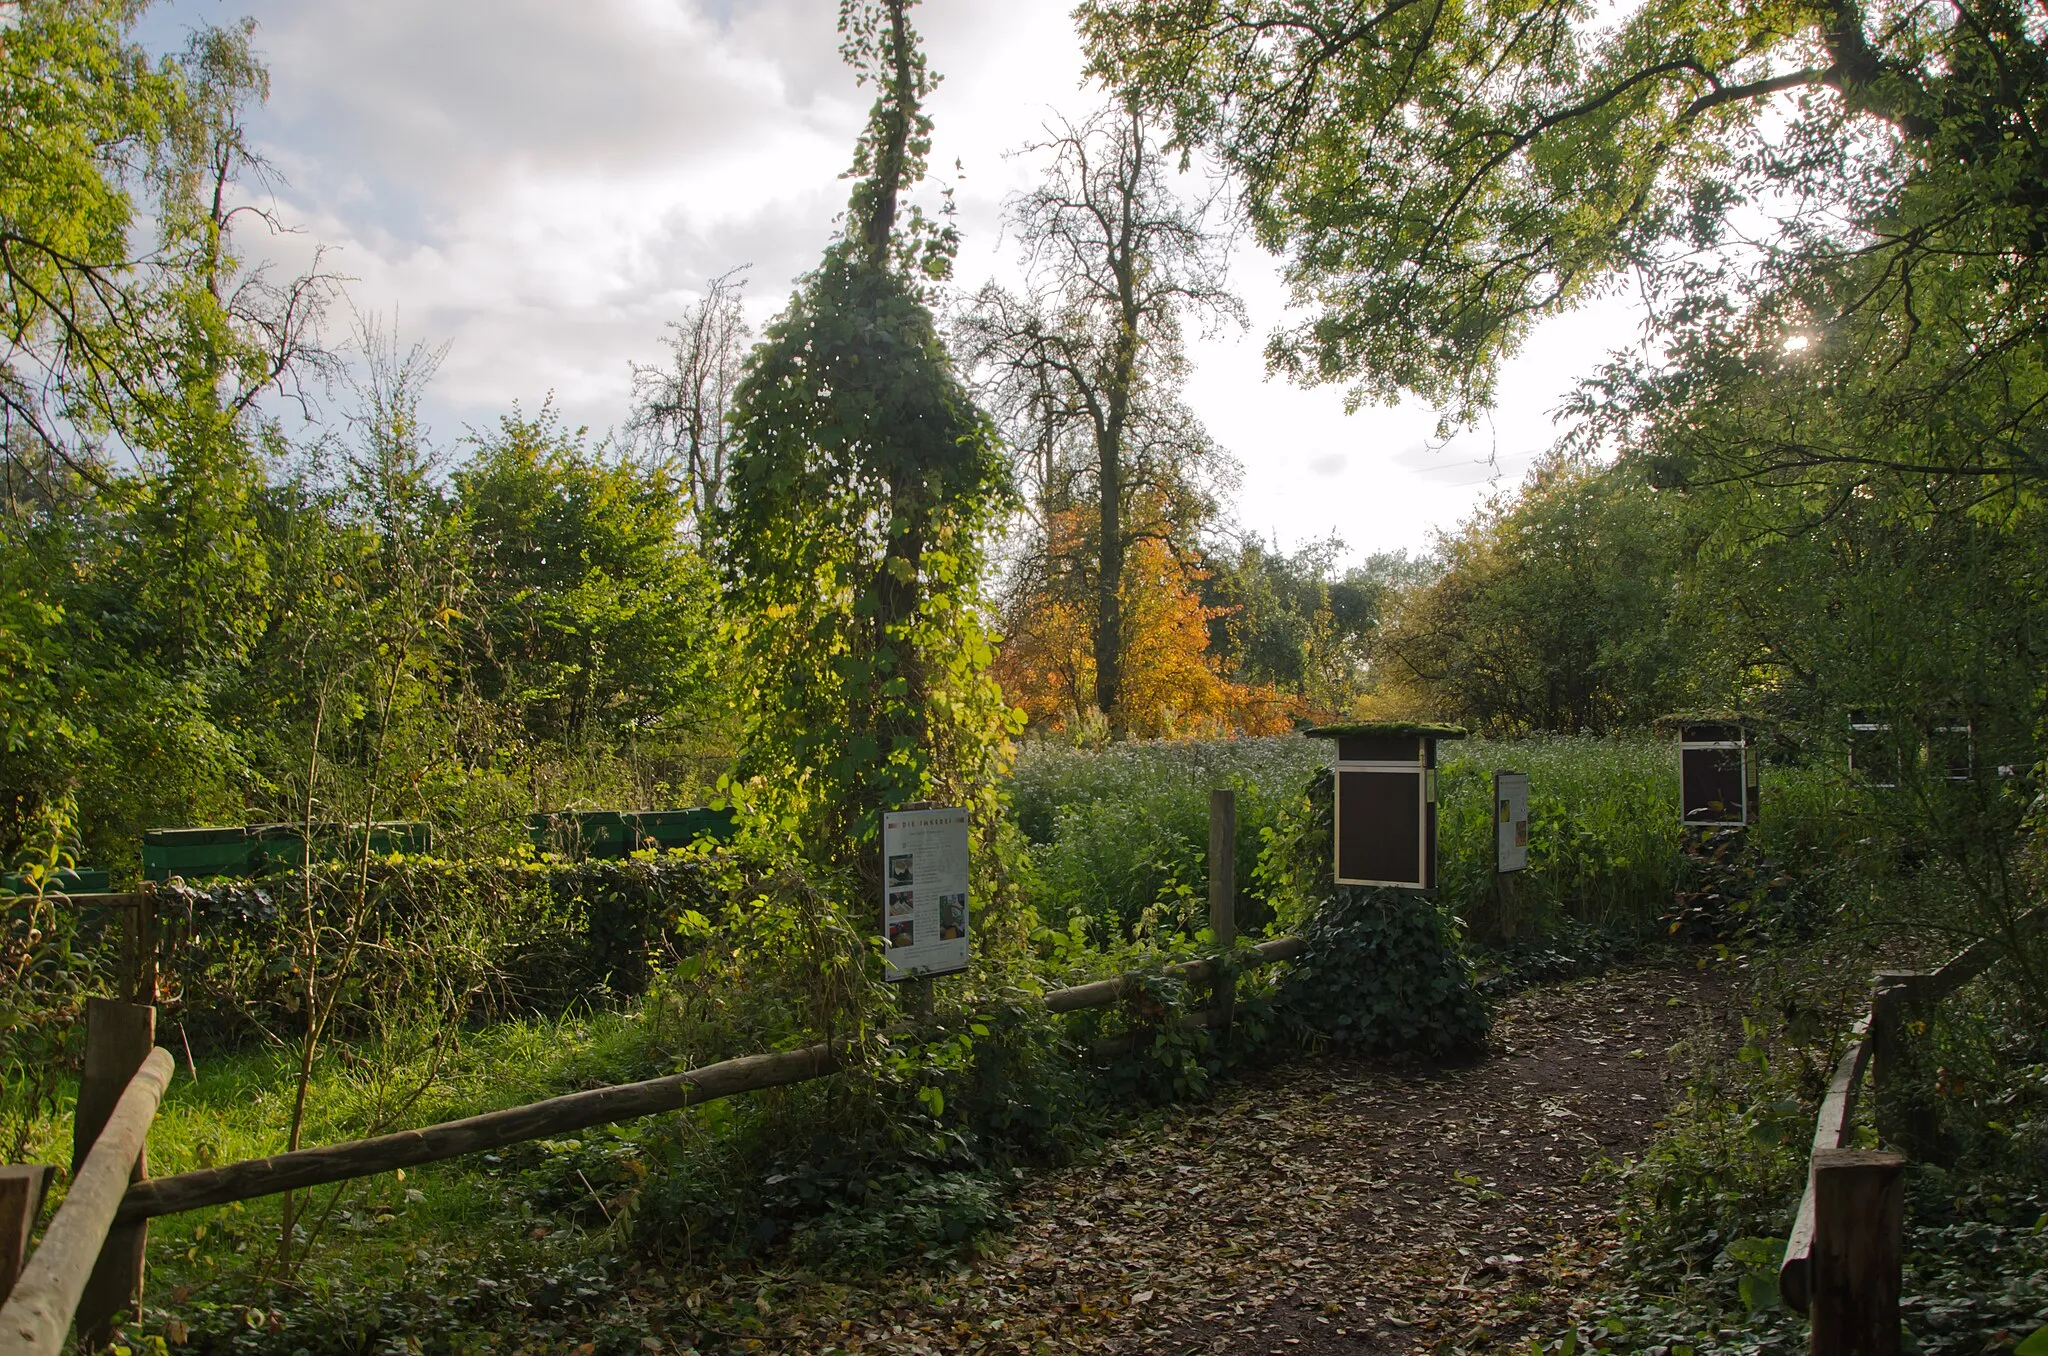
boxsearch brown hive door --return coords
[1337,768,1424,887]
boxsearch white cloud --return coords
[135,0,1646,559]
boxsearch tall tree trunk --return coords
[1094,434,1124,736]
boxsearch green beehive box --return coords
[143,826,257,883]
[526,811,633,859]
[143,822,432,882]
[627,807,736,851]
[1,867,112,895]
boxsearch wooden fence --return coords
[1,793,1297,1351]
[1777,905,2045,1356]
[11,823,2039,1353]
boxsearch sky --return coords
[134,0,1648,562]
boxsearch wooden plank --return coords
[1809,1149,1905,1356]
[1779,1016,1870,1316]
[1043,936,1306,1015]
[121,935,1312,1223]
[1921,905,2047,1003]
[0,1168,56,1308]
[72,1002,155,1347]
[0,1048,173,1356]
[118,1043,841,1224]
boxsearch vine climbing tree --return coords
[716,0,1017,885]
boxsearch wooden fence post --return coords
[71,999,156,1348]
[0,1166,57,1308]
[1870,971,1935,1156]
[1809,1148,1905,1356]
[1208,789,1237,1035]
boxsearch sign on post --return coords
[1494,771,1529,873]
[1306,723,1466,891]
[881,806,970,981]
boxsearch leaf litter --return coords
[514,966,1732,1356]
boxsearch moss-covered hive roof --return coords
[1303,721,1469,741]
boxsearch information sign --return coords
[880,806,970,981]
[1494,771,1529,873]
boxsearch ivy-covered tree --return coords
[717,0,1014,872]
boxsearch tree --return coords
[717,0,1013,867]
[628,267,750,534]
[455,405,721,766]
[1372,456,1693,734]
[1080,0,2048,449]
[993,504,1303,738]
[0,0,175,493]
[0,11,334,860]
[962,107,1240,738]
[1200,534,1385,714]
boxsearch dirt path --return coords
[731,965,1732,1356]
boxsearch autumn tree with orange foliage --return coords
[994,507,1305,739]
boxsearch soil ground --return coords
[685,964,1734,1356]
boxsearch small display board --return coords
[1930,718,1974,783]
[1847,712,1898,788]
[1494,771,1529,873]
[881,806,970,981]
[1678,721,1752,827]
[1307,724,1465,891]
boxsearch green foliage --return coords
[453,405,726,788]
[718,1,1014,871]
[1010,736,1325,940]
[153,850,744,1049]
[1376,457,1696,735]
[1199,535,1391,710]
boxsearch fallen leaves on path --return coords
[647,966,1730,1356]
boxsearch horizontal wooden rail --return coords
[1781,907,2046,1321]
[1780,1016,1870,1314]
[1044,935,1306,1013]
[118,1044,839,1224]
[0,1048,173,1356]
[1919,904,2046,1005]
[118,936,1307,1224]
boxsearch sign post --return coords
[1305,723,1467,891]
[880,806,971,983]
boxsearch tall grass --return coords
[1009,737,1327,938]
[1436,736,1679,938]
[1011,733,1829,947]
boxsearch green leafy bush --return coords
[1433,735,1679,943]
[156,849,743,1046]
[1276,886,1489,1058]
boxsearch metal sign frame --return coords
[1847,713,1899,789]
[1930,718,1974,784]
[880,806,971,982]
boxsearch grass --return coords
[1009,736,1328,939]
[16,1008,666,1317]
